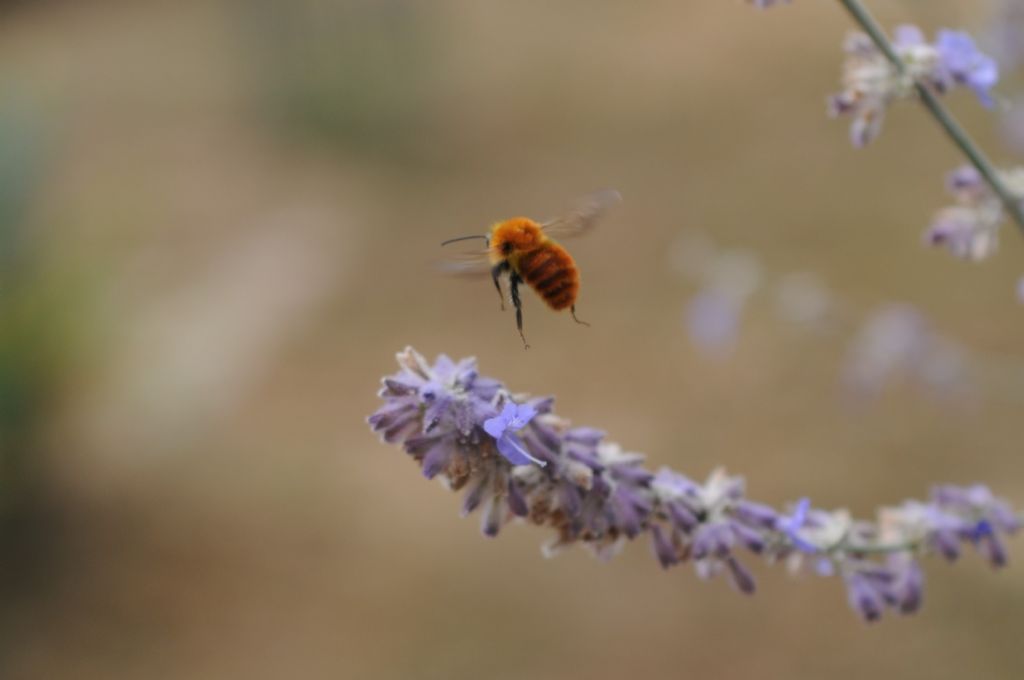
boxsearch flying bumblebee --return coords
[441,189,621,348]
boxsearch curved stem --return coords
[836,0,1024,235]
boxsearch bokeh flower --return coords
[829,26,999,146]
[935,30,999,107]
[925,165,1024,262]
[685,289,741,356]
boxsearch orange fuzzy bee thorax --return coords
[488,218,547,264]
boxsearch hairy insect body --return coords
[440,190,619,348]
[489,219,579,312]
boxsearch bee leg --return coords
[491,262,507,311]
[571,305,591,327]
[509,271,529,349]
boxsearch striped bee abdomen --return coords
[516,243,579,311]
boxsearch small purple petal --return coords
[511,403,538,427]
[930,529,962,562]
[565,427,605,446]
[888,557,924,614]
[692,522,734,560]
[507,479,529,517]
[499,401,517,421]
[936,30,1000,108]
[778,498,818,553]
[815,558,835,577]
[612,487,646,538]
[734,500,778,530]
[421,442,453,479]
[653,468,700,497]
[480,497,503,537]
[726,557,756,594]
[432,354,456,380]
[381,377,420,396]
[559,484,583,518]
[651,525,678,568]
[729,520,766,554]
[893,25,925,47]
[496,433,546,467]
[845,573,884,622]
[469,376,501,401]
[666,500,699,532]
[367,401,417,433]
[461,475,490,516]
[483,415,507,439]
[423,393,453,433]
[611,464,655,486]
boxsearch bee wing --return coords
[435,248,493,278]
[540,188,621,239]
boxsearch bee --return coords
[441,189,620,348]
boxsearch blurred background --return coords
[1,0,1023,678]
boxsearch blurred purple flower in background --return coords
[842,303,969,400]
[668,232,1017,405]
[935,30,999,107]
[686,289,741,356]
[986,0,1024,73]
[369,348,1021,621]
[828,26,999,147]
[674,236,761,358]
[925,165,1024,261]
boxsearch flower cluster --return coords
[829,26,998,147]
[925,165,1024,261]
[368,348,1020,621]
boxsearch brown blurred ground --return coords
[1,0,1023,678]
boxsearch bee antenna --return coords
[441,235,489,247]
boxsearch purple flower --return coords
[369,348,1022,621]
[828,26,1000,146]
[844,571,885,622]
[936,30,999,107]
[778,498,818,553]
[685,288,741,356]
[893,25,925,48]
[483,401,546,467]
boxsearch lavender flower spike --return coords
[369,348,1021,622]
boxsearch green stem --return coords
[835,0,1024,234]
[831,539,920,556]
